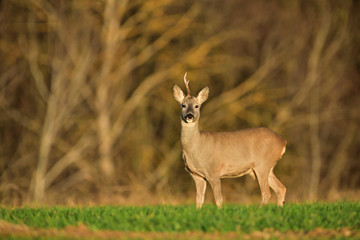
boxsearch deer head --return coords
[173,73,209,123]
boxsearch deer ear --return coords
[197,86,209,104]
[173,84,185,103]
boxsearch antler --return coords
[184,72,191,97]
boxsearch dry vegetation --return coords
[0,0,359,205]
[0,222,357,240]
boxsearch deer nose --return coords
[185,113,195,122]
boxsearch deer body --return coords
[173,73,287,208]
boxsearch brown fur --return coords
[173,78,286,208]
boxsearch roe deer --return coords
[173,73,287,208]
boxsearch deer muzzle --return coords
[184,113,195,123]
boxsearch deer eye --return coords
[195,105,199,108]
[181,104,186,108]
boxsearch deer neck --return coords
[180,120,201,149]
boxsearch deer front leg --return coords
[208,177,223,208]
[191,174,207,209]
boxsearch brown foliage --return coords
[0,0,359,205]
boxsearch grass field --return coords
[1,202,359,239]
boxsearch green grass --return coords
[0,202,359,233]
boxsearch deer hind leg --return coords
[268,168,286,207]
[191,174,207,209]
[254,167,271,205]
[208,177,223,208]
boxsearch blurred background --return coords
[0,0,359,206]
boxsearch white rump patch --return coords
[280,145,286,157]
